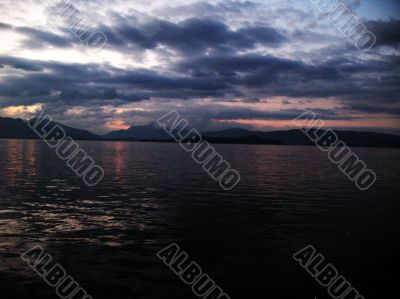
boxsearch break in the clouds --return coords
[0,0,399,134]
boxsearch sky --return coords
[0,0,399,135]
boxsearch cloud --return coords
[0,0,399,133]
[0,47,399,113]
[0,22,13,29]
[366,19,400,48]
[97,17,287,55]
[0,56,43,71]
[16,27,74,48]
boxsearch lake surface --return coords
[0,139,399,298]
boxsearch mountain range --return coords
[1,116,399,148]
[0,116,100,140]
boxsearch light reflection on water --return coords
[0,139,399,299]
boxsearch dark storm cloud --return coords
[1,47,399,115]
[210,107,354,121]
[366,19,400,48]
[0,56,43,71]
[157,0,260,17]
[0,55,230,106]
[99,17,287,54]
[1,14,286,54]
[1,1,400,124]
[0,22,13,29]
[177,53,341,91]
[0,5,287,54]
[16,27,74,48]
[347,103,400,115]
[0,21,74,48]
[0,56,122,105]
[238,25,287,46]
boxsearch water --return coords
[0,139,399,298]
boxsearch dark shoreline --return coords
[1,137,400,149]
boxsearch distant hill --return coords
[31,118,101,140]
[0,116,101,140]
[2,116,400,148]
[204,128,400,147]
[0,117,37,139]
[103,124,170,140]
[105,123,400,147]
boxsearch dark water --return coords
[0,139,399,299]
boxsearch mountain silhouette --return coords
[1,116,400,147]
[0,117,37,139]
[105,124,400,147]
[103,123,170,140]
[0,116,101,140]
[203,128,400,147]
[30,118,101,140]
